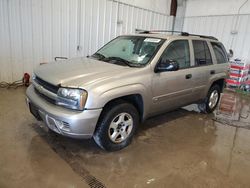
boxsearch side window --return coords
[160,40,190,69]
[211,42,228,64]
[192,40,212,66]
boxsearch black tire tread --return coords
[93,100,139,151]
[199,84,221,114]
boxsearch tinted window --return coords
[161,40,190,69]
[211,42,228,64]
[193,40,212,66]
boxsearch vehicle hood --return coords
[34,57,132,88]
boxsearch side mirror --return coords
[155,59,179,73]
[228,49,234,58]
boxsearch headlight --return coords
[32,74,36,80]
[57,88,87,110]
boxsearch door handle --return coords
[210,70,215,75]
[185,74,192,79]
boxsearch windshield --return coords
[91,36,165,67]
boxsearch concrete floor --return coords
[1,87,250,188]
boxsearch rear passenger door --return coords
[190,40,213,100]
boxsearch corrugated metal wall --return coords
[0,0,173,82]
[183,14,250,60]
[78,0,173,56]
[0,0,79,82]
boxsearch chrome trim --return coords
[33,80,82,110]
[33,80,58,100]
[26,85,102,139]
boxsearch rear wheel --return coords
[198,84,221,113]
[93,101,139,151]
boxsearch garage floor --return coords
[1,87,250,188]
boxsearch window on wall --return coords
[192,40,212,66]
[161,40,190,69]
[211,42,228,64]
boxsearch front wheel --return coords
[93,101,139,151]
[198,85,221,113]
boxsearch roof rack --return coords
[135,29,184,34]
[186,33,218,41]
[135,29,218,41]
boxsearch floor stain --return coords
[214,90,250,129]
[1,87,250,188]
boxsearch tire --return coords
[93,101,139,151]
[198,84,221,113]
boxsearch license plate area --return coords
[29,102,42,121]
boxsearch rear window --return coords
[192,40,212,66]
[211,42,228,64]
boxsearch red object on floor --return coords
[218,93,237,114]
[23,73,30,87]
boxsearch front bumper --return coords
[26,85,102,139]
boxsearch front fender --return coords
[85,84,150,118]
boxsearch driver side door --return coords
[151,39,195,114]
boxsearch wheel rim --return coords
[209,90,219,109]
[108,113,133,143]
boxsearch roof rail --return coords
[135,29,185,34]
[135,29,218,41]
[185,33,218,41]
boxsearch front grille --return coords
[35,88,56,104]
[34,76,59,94]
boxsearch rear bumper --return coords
[26,85,102,139]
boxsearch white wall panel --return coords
[0,0,12,81]
[183,14,250,60]
[0,0,79,82]
[118,0,171,15]
[0,0,172,82]
[8,0,23,81]
[77,0,173,56]
[21,0,33,77]
[185,0,250,17]
[182,0,250,60]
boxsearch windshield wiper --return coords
[92,54,141,67]
[91,53,106,60]
[104,56,136,67]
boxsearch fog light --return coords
[55,120,70,132]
